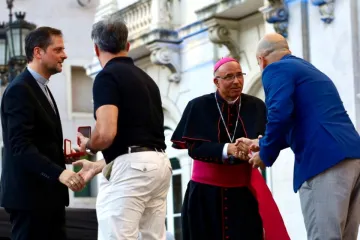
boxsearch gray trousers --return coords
[299,159,360,240]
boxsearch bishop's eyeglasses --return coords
[215,72,246,81]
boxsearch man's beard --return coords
[48,65,61,75]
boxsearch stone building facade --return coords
[0,0,359,239]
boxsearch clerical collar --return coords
[27,67,49,86]
[215,91,240,105]
[227,97,239,104]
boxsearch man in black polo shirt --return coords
[74,14,172,240]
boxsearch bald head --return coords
[256,33,291,71]
[256,33,290,58]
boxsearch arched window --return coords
[164,125,184,240]
[166,157,182,240]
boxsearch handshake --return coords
[58,127,101,192]
[59,159,103,192]
[58,169,86,192]
[227,135,265,170]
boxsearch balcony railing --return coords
[119,0,152,39]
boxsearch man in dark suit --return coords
[0,27,85,240]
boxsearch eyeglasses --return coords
[215,72,246,81]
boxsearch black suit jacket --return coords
[0,69,69,210]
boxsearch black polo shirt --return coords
[92,57,166,164]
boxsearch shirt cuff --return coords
[222,143,229,160]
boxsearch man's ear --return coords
[94,44,100,57]
[33,47,43,60]
[126,42,130,52]
[213,78,219,88]
[259,56,266,69]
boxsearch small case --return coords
[64,139,86,158]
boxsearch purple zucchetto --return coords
[213,57,238,73]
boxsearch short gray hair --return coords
[91,13,128,54]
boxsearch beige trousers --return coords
[96,151,172,240]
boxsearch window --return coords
[172,174,182,240]
[166,157,183,240]
[71,66,93,114]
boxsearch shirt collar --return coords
[104,56,134,68]
[216,91,240,105]
[27,66,49,86]
[281,54,292,60]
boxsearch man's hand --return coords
[249,135,262,152]
[72,159,105,183]
[59,169,85,191]
[234,139,250,153]
[235,137,253,148]
[235,135,262,152]
[77,132,89,153]
[248,151,266,170]
[227,143,249,161]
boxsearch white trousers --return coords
[96,151,172,240]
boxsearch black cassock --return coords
[171,92,267,240]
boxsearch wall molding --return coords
[260,0,289,38]
[311,0,335,24]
